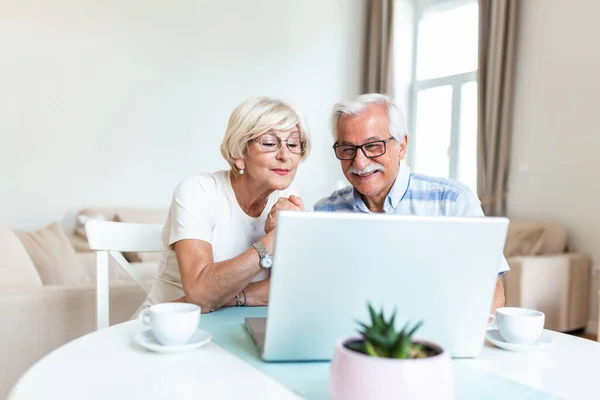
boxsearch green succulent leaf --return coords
[345,341,366,354]
[388,307,397,331]
[354,303,426,359]
[379,309,386,328]
[408,320,424,338]
[357,322,371,334]
[368,304,379,325]
[364,340,380,357]
[399,320,410,335]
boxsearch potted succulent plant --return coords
[330,304,455,400]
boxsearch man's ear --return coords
[398,135,408,160]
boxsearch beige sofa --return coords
[502,220,591,332]
[0,209,165,399]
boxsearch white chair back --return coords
[86,220,163,252]
[85,220,163,330]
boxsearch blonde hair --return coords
[220,97,311,175]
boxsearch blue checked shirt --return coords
[314,165,509,275]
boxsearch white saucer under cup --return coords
[488,307,545,345]
[134,328,212,354]
[486,329,555,353]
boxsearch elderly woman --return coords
[141,97,311,313]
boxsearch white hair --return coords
[330,93,407,143]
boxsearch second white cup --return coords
[139,303,201,346]
[489,307,545,345]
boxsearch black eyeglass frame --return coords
[332,137,395,160]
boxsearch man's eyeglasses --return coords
[253,134,306,154]
[333,137,395,160]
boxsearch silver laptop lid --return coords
[261,212,508,361]
[245,318,267,354]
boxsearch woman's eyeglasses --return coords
[253,134,306,154]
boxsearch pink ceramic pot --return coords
[330,337,455,400]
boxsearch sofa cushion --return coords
[74,209,115,240]
[76,252,157,283]
[507,220,568,255]
[68,234,91,253]
[504,225,545,258]
[0,227,44,286]
[16,223,92,286]
[114,209,166,263]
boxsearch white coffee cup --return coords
[139,303,201,346]
[489,307,545,345]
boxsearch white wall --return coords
[507,0,600,331]
[0,0,366,231]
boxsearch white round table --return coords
[8,320,300,400]
[8,320,600,400]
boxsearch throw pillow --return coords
[504,226,545,258]
[68,233,91,252]
[0,227,44,286]
[114,209,166,263]
[74,211,112,240]
[16,222,92,285]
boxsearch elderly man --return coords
[314,93,508,314]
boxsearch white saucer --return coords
[134,329,212,354]
[486,329,555,353]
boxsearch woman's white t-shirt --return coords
[142,170,295,307]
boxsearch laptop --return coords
[245,211,509,361]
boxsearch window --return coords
[406,0,479,194]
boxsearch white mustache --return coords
[347,163,385,176]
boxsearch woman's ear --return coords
[234,159,245,171]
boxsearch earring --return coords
[239,168,245,175]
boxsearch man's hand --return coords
[491,278,506,315]
[264,195,304,233]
